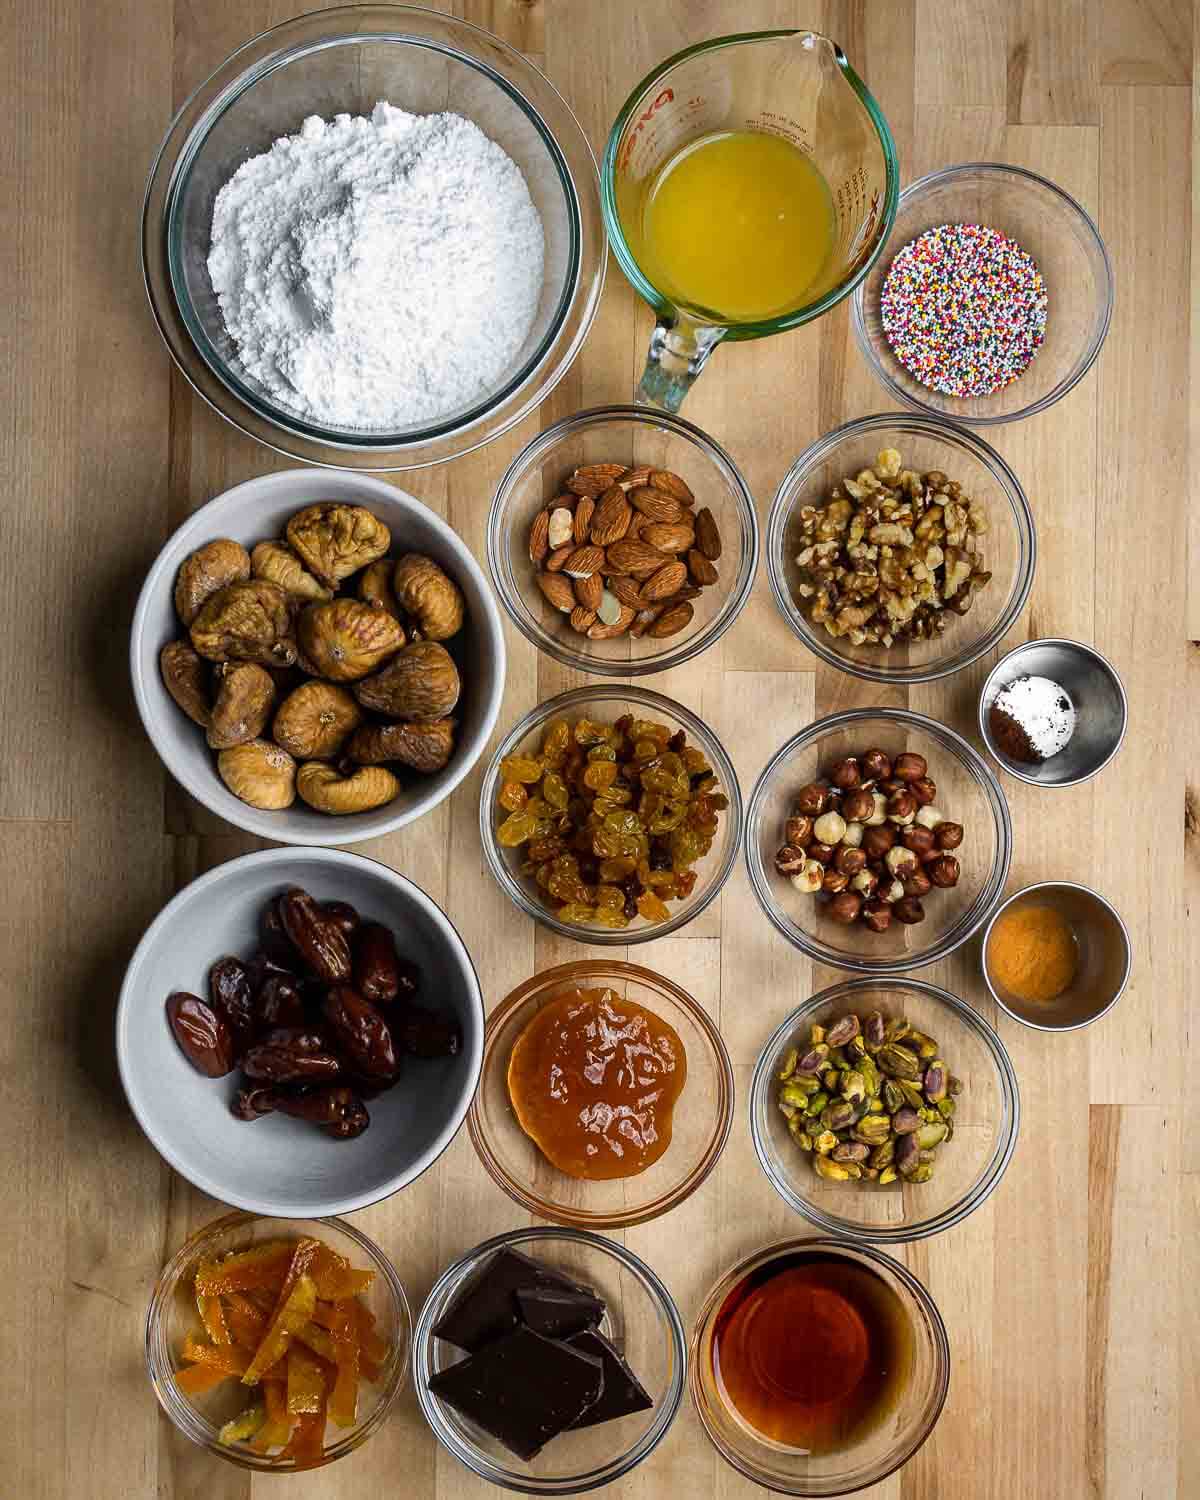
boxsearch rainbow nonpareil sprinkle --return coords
[879,223,1048,398]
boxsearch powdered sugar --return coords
[207,101,545,431]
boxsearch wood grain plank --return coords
[1099,0,1193,85]
[1007,0,1098,124]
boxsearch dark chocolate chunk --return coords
[515,1286,604,1340]
[566,1329,654,1428]
[432,1247,596,1352]
[428,1326,604,1460]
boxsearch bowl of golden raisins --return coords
[479,686,743,943]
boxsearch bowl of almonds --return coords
[487,405,758,675]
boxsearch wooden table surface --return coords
[2,1,1196,1496]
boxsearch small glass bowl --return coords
[691,1237,950,1495]
[750,978,1019,1245]
[413,1226,687,1493]
[480,685,743,944]
[146,1211,411,1471]
[852,162,1113,426]
[745,709,1012,973]
[767,413,1035,684]
[488,405,759,675]
[468,960,733,1229]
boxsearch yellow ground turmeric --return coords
[987,904,1077,1003]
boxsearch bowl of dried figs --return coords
[131,469,505,844]
[487,405,758,675]
[767,413,1035,683]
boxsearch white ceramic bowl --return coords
[116,847,484,1216]
[130,468,506,845]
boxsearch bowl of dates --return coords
[117,847,483,1216]
[131,467,505,845]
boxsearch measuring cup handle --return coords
[635,315,725,413]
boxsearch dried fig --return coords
[217,738,297,809]
[297,761,400,815]
[250,540,331,603]
[298,599,405,682]
[359,560,404,623]
[272,681,363,759]
[392,553,465,641]
[346,718,457,773]
[207,662,275,750]
[189,580,297,668]
[286,503,390,588]
[353,640,460,721]
[174,538,250,626]
[160,640,211,727]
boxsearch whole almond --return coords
[608,575,644,609]
[586,604,636,639]
[568,463,625,497]
[642,560,688,602]
[529,509,550,565]
[650,469,694,506]
[569,606,597,633]
[695,505,722,560]
[544,543,574,573]
[642,521,695,554]
[547,506,574,548]
[574,573,603,610]
[688,548,719,586]
[626,511,648,542]
[536,571,576,613]
[564,544,605,578]
[617,464,653,492]
[648,600,694,638]
[630,605,664,638]
[630,487,683,523]
[590,485,632,546]
[573,495,595,545]
[605,538,668,579]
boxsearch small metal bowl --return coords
[981,881,1132,1031]
[978,637,1127,787]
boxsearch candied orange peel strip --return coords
[281,1403,327,1468]
[294,1320,338,1364]
[310,1242,375,1301]
[286,1344,328,1416]
[243,1270,318,1385]
[328,1299,360,1428]
[182,1335,251,1377]
[196,1288,231,1346]
[174,1362,229,1396]
[251,1377,294,1453]
[224,1291,267,1351]
[218,1402,267,1446]
[195,1242,294,1297]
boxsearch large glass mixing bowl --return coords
[142,6,606,469]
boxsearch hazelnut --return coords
[903,869,933,898]
[808,842,836,867]
[910,776,938,807]
[893,752,928,783]
[881,879,905,904]
[794,782,829,816]
[842,821,864,848]
[861,749,892,781]
[935,821,964,850]
[879,778,905,796]
[885,845,918,877]
[851,870,879,897]
[842,789,875,823]
[887,790,918,825]
[864,791,888,827]
[827,891,863,926]
[901,826,936,857]
[861,825,896,859]
[822,869,849,895]
[929,854,961,888]
[825,785,845,812]
[829,757,862,790]
[915,804,945,830]
[789,860,824,895]
[893,896,927,925]
[784,815,814,848]
[813,810,847,845]
[862,900,892,933]
[775,845,808,878]
[835,845,868,877]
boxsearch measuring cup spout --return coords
[637,314,725,413]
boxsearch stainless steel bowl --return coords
[978,637,1127,787]
[981,881,1132,1032]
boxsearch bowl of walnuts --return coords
[132,469,506,844]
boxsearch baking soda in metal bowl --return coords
[207,102,545,432]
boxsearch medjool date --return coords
[167,992,234,1077]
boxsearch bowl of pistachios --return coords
[750,977,1019,1244]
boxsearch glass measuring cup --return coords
[602,31,899,412]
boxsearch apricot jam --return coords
[712,1251,911,1454]
[507,986,687,1180]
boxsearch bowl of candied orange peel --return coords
[146,1214,410,1471]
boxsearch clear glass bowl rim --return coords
[479,683,745,944]
[486,403,760,676]
[766,411,1037,684]
[466,958,735,1228]
[748,977,1020,1244]
[141,4,607,470]
[412,1224,688,1494]
[689,1234,951,1494]
[744,707,1013,973]
[145,1209,413,1471]
[850,161,1115,426]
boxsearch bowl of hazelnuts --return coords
[745,709,1012,973]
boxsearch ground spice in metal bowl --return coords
[988,674,1075,765]
[987,904,1078,1004]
